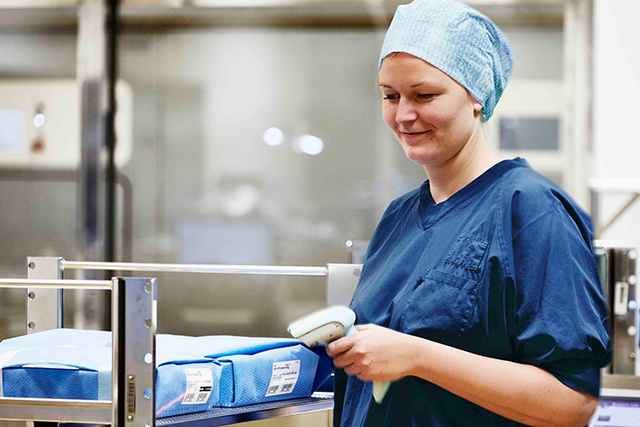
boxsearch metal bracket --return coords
[608,248,639,375]
[326,263,362,306]
[112,277,156,427]
[26,257,63,334]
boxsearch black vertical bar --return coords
[112,277,126,427]
[333,368,347,427]
[105,0,120,264]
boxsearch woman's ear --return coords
[472,102,484,121]
[467,92,483,115]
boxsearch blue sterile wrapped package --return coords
[0,330,112,401]
[152,335,225,418]
[0,329,332,418]
[0,331,223,417]
[153,335,332,411]
[195,335,332,407]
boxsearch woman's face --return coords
[379,53,483,169]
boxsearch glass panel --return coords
[0,18,566,341]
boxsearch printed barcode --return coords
[268,385,279,394]
[196,394,208,403]
[184,393,195,403]
[282,383,293,393]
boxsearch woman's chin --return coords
[402,149,434,166]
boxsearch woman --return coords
[326,0,611,425]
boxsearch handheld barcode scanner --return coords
[287,305,390,404]
[287,305,357,346]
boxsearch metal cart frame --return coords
[0,257,362,427]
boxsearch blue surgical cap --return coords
[379,0,513,121]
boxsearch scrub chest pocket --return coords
[399,236,488,338]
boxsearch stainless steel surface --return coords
[0,396,332,426]
[111,277,156,427]
[0,269,334,426]
[608,248,638,376]
[345,240,369,265]
[326,263,361,306]
[0,397,111,423]
[155,395,334,427]
[26,257,63,334]
[0,279,112,290]
[602,375,640,391]
[63,260,328,276]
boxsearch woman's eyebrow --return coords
[412,81,441,88]
[378,81,439,89]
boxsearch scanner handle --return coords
[343,325,390,404]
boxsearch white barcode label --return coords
[182,368,213,405]
[265,360,300,397]
[615,282,630,315]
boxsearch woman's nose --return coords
[395,99,418,123]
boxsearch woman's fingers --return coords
[326,332,356,357]
[327,324,418,382]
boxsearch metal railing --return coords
[61,260,328,276]
[0,275,156,427]
[1,257,361,427]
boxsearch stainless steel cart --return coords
[0,257,361,427]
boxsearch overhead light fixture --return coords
[263,126,284,146]
[294,134,324,156]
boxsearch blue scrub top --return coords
[335,158,611,426]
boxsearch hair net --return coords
[379,0,513,121]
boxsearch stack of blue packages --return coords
[0,329,333,418]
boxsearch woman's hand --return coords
[326,324,419,383]
[327,325,597,426]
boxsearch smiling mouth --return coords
[401,130,430,137]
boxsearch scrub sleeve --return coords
[335,158,611,427]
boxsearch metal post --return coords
[77,0,107,265]
[76,0,111,331]
[112,277,156,427]
[26,257,63,334]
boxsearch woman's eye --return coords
[418,94,435,100]
[383,94,398,101]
